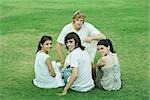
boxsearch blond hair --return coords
[72,10,86,22]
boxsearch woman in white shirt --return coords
[58,32,95,96]
[33,35,64,88]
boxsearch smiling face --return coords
[41,40,52,53]
[97,45,110,56]
[73,18,84,30]
[66,38,76,52]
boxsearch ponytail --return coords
[37,42,42,53]
[106,39,115,53]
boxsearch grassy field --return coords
[0,0,149,100]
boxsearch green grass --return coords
[0,0,149,100]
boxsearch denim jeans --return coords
[63,67,72,84]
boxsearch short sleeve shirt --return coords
[57,22,102,62]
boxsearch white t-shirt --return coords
[33,51,64,88]
[57,22,102,62]
[63,48,95,92]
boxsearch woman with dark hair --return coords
[33,35,64,88]
[58,32,94,96]
[95,39,122,91]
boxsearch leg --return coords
[92,63,96,81]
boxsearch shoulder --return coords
[40,52,49,59]
[82,50,89,56]
[112,53,118,58]
[112,53,120,64]
[101,56,109,61]
[76,49,90,60]
[71,48,82,55]
[46,56,51,62]
[69,48,83,60]
[43,52,49,57]
[101,55,112,64]
[84,22,97,27]
[62,23,72,29]
[83,22,93,27]
[36,51,49,62]
[83,22,99,32]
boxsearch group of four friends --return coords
[33,10,122,96]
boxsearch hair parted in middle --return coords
[64,32,85,50]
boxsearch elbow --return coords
[55,43,62,50]
[101,34,106,39]
[73,74,78,79]
[99,34,106,39]
[51,73,56,77]
[103,35,106,39]
[71,73,78,79]
[55,43,59,50]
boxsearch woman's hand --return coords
[57,90,67,96]
[97,59,101,66]
[97,59,105,68]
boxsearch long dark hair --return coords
[64,32,85,50]
[36,35,52,53]
[97,39,116,53]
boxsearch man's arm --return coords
[58,67,78,96]
[92,33,106,40]
[84,33,106,43]
[55,42,65,67]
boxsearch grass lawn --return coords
[0,0,149,100]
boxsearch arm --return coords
[85,33,106,43]
[46,57,56,77]
[92,33,106,40]
[55,42,65,67]
[96,58,105,68]
[58,67,78,96]
[84,23,106,43]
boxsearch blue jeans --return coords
[63,67,72,84]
